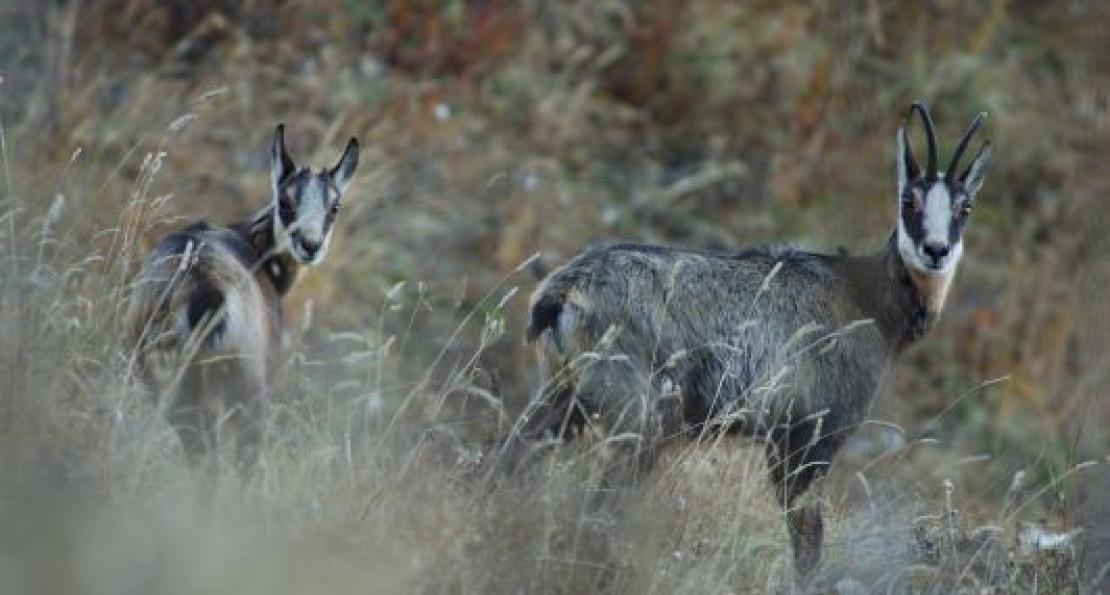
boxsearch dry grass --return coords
[1,0,1107,592]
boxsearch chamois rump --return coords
[509,102,991,579]
[127,124,359,487]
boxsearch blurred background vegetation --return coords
[1,0,1107,591]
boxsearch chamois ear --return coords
[330,137,360,195]
[960,141,992,200]
[895,124,920,198]
[270,124,297,198]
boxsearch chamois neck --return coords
[844,234,950,352]
[231,206,300,296]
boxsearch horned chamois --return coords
[507,102,991,580]
[127,124,359,490]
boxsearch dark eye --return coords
[901,194,916,213]
[278,201,295,222]
[959,203,972,217]
[330,203,341,216]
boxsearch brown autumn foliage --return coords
[0,0,1106,592]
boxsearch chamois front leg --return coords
[765,419,841,583]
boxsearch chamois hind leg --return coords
[501,330,593,470]
[765,418,842,583]
[219,358,267,481]
[166,371,219,498]
[518,375,589,443]
[571,351,674,484]
[501,371,589,473]
[504,351,666,485]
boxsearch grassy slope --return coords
[0,1,1106,592]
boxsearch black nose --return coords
[299,237,321,256]
[291,231,320,257]
[923,241,949,263]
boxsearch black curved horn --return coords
[946,112,987,183]
[910,101,938,180]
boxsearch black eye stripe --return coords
[901,208,926,243]
[277,199,296,226]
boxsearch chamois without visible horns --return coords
[508,102,991,580]
[127,125,359,489]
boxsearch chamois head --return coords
[895,102,991,275]
[270,124,360,265]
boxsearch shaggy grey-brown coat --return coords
[510,102,992,581]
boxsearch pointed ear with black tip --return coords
[270,124,297,198]
[330,137,360,195]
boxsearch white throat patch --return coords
[896,177,965,315]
